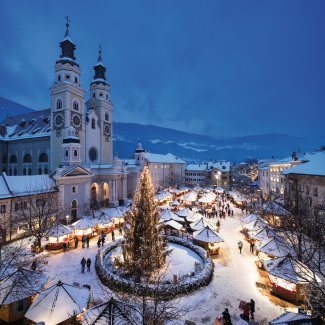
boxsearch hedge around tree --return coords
[95,235,214,299]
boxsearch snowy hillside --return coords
[0,96,33,121]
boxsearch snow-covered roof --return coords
[101,207,124,218]
[263,255,319,284]
[251,226,276,242]
[191,217,215,231]
[176,207,195,219]
[208,161,231,172]
[282,151,325,177]
[155,191,173,201]
[171,200,180,206]
[71,217,95,230]
[0,173,57,198]
[160,209,183,222]
[257,236,293,258]
[164,220,184,231]
[193,226,224,243]
[182,191,198,202]
[0,109,51,141]
[94,212,114,225]
[143,152,186,164]
[270,311,317,324]
[262,202,290,216]
[0,268,48,305]
[47,224,72,237]
[186,164,207,171]
[242,218,266,232]
[240,213,260,224]
[25,281,90,325]
[82,299,129,325]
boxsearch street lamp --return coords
[66,215,69,226]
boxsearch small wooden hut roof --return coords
[193,226,224,243]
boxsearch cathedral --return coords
[0,20,134,219]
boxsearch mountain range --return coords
[0,96,318,162]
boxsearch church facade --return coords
[0,21,130,220]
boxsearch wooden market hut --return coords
[263,255,320,303]
[71,217,96,240]
[262,201,291,227]
[46,224,72,250]
[0,269,48,324]
[190,217,216,233]
[94,212,115,234]
[193,226,224,255]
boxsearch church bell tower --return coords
[86,46,113,165]
[50,17,86,171]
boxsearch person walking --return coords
[97,238,101,248]
[119,227,122,235]
[80,257,86,273]
[74,237,78,248]
[63,242,67,252]
[250,299,255,320]
[101,235,105,246]
[86,258,91,272]
[222,308,232,325]
[86,236,90,248]
[250,241,255,253]
[111,230,115,241]
[82,236,86,248]
[243,302,250,321]
[238,240,243,254]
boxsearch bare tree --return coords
[12,187,61,248]
[239,163,258,183]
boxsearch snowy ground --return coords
[39,203,295,324]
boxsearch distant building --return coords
[283,150,325,220]
[133,143,186,190]
[185,161,231,189]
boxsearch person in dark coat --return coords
[74,237,78,248]
[86,258,91,272]
[101,235,105,246]
[80,257,86,273]
[238,240,243,254]
[222,308,232,324]
[119,227,123,235]
[86,236,90,248]
[63,242,67,252]
[250,299,255,319]
[111,230,115,241]
[97,238,101,248]
[250,241,255,253]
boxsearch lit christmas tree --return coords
[122,166,168,279]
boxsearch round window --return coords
[89,147,98,161]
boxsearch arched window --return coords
[74,77,78,84]
[91,118,96,129]
[58,75,61,82]
[28,168,32,175]
[13,168,17,176]
[23,154,32,163]
[93,93,96,98]
[56,98,63,110]
[9,155,17,163]
[38,168,42,175]
[105,113,109,121]
[23,168,26,175]
[65,150,69,157]
[73,150,78,157]
[38,153,48,163]
[73,101,79,111]
[44,168,48,174]
[89,147,97,162]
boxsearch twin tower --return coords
[50,19,113,171]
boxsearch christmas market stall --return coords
[46,224,72,250]
[71,218,96,240]
[0,268,48,324]
[262,201,291,227]
[190,217,215,233]
[263,255,320,303]
[25,281,90,325]
[94,212,115,233]
[257,236,293,260]
[103,207,125,227]
[160,209,184,223]
[193,225,224,255]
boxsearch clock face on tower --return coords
[71,113,82,129]
[104,123,110,136]
[54,112,64,129]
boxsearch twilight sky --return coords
[0,1,324,139]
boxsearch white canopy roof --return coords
[242,218,266,232]
[250,226,276,242]
[176,207,195,218]
[25,281,90,325]
[182,191,198,202]
[160,209,183,222]
[47,224,72,237]
[270,311,316,324]
[94,213,114,225]
[193,226,224,243]
[101,207,124,218]
[71,218,95,230]
[262,201,290,216]
[191,217,215,231]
